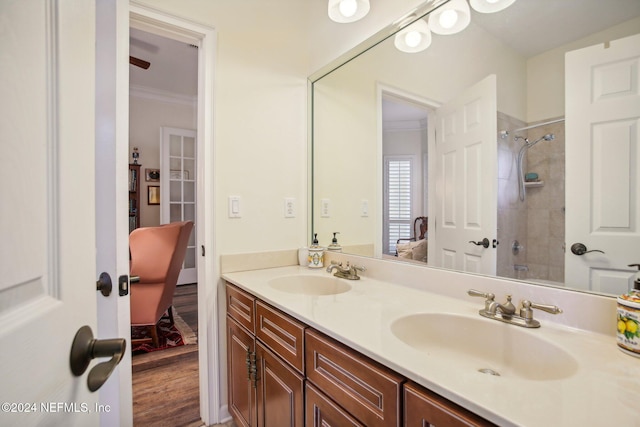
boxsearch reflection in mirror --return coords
[311,0,640,296]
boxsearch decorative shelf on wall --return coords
[524,181,544,188]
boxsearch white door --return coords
[161,127,197,284]
[433,75,498,274]
[565,34,640,294]
[0,1,111,425]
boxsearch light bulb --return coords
[439,9,458,29]
[404,31,422,48]
[339,0,357,18]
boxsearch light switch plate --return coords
[361,199,369,217]
[228,196,241,218]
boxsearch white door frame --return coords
[128,3,220,424]
[376,83,439,259]
[95,1,134,425]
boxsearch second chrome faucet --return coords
[326,261,365,280]
[468,289,562,328]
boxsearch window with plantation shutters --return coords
[384,157,413,255]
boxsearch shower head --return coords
[515,133,555,147]
[529,133,555,146]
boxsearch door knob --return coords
[570,243,605,256]
[96,272,112,297]
[469,238,490,248]
[70,325,126,392]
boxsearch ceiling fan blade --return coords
[129,56,150,70]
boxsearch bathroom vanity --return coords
[222,255,640,427]
[226,281,492,427]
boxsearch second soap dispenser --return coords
[327,232,342,253]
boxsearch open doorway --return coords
[129,27,201,425]
[381,91,432,262]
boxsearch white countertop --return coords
[222,265,640,427]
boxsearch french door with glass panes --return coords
[161,127,197,284]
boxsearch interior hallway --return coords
[132,284,234,427]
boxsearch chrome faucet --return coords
[487,294,516,316]
[468,289,562,328]
[326,261,365,280]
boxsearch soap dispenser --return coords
[327,232,342,252]
[308,233,325,268]
[616,264,640,357]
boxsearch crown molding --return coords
[383,117,429,132]
[130,84,196,107]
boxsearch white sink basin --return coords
[391,313,578,380]
[268,275,352,296]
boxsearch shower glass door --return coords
[161,126,197,284]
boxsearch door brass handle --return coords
[570,243,604,256]
[469,238,490,248]
[70,325,126,392]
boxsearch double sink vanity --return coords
[222,252,640,426]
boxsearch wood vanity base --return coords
[226,282,495,427]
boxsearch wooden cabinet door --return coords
[305,382,364,427]
[404,382,496,427]
[227,316,257,427]
[256,341,304,427]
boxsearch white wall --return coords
[129,91,196,227]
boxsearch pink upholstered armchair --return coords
[129,221,194,347]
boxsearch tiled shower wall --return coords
[524,119,565,283]
[496,113,565,282]
[497,113,528,279]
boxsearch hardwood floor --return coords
[132,284,203,427]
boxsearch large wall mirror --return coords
[311,0,640,297]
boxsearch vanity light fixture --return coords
[469,0,516,14]
[394,19,432,53]
[328,0,370,23]
[428,0,471,35]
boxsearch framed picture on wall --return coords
[148,186,160,205]
[145,168,160,182]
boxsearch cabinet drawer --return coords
[226,283,256,334]
[306,382,364,427]
[404,382,496,427]
[305,329,403,427]
[256,301,306,374]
